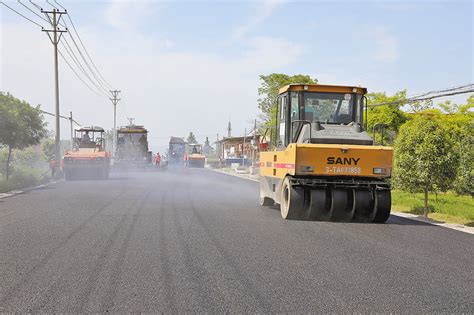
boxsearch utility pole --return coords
[109,90,121,157]
[242,128,246,167]
[252,119,257,168]
[227,120,232,138]
[42,8,67,173]
[69,111,73,149]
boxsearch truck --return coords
[115,124,152,167]
[168,137,186,167]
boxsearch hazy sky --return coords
[1,0,473,152]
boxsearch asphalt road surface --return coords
[1,169,473,312]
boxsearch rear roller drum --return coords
[280,177,305,220]
[373,190,391,223]
[308,188,331,221]
[353,189,376,222]
[329,189,355,222]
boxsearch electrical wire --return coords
[17,0,49,23]
[58,48,103,97]
[0,1,44,28]
[369,86,474,107]
[61,37,108,97]
[56,0,113,90]
[63,26,110,94]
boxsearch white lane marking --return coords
[0,180,63,199]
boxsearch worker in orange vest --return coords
[50,159,56,176]
[184,152,188,167]
[155,152,161,166]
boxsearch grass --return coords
[391,190,474,226]
[0,169,51,193]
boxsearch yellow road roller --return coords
[259,84,393,223]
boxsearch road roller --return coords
[259,84,393,223]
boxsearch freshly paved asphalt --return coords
[0,169,472,312]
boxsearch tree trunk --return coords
[423,187,429,217]
[6,145,12,180]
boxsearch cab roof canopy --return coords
[75,126,105,132]
[278,84,367,95]
[118,125,147,133]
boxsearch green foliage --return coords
[366,91,408,144]
[0,92,47,179]
[42,138,56,161]
[187,132,197,144]
[424,101,474,195]
[394,116,458,214]
[257,73,317,125]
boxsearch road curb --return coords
[0,179,63,200]
[208,168,259,182]
[209,168,474,235]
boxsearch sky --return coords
[1,0,473,153]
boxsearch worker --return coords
[184,152,188,167]
[155,152,161,166]
[50,158,56,176]
[192,146,198,154]
[81,131,91,145]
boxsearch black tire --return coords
[64,170,74,181]
[373,190,391,223]
[309,188,331,221]
[330,189,355,222]
[353,189,376,222]
[280,177,305,220]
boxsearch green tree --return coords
[366,90,408,145]
[187,132,197,144]
[394,116,458,216]
[428,100,474,195]
[0,92,47,179]
[42,138,56,162]
[257,73,317,125]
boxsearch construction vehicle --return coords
[168,136,186,167]
[63,126,110,180]
[115,124,152,167]
[187,144,206,168]
[259,84,393,223]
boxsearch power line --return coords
[40,109,80,125]
[61,6,114,90]
[54,0,113,90]
[62,25,110,94]
[369,85,474,107]
[0,1,44,28]
[58,48,102,97]
[18,0,49,24]
[60,36,108,97]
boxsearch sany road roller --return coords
[259,84,393,223]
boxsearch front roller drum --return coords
[373,189,391,223]
[280,177,305,220]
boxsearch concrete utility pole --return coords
[242,128,246,167]
[42,8,67,173]
[69,111,73,150]
[109,90,121,157]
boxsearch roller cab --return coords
[259,84,393,223]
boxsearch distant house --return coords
[215,130,261,166]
